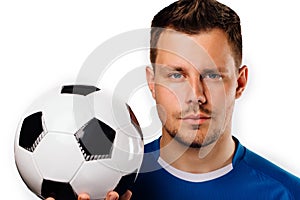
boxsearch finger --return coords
[105,191,119,200]
[120,190,132,200]
[78,192,90,200]
[45,198,55,200]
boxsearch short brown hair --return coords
[150,0,242,68]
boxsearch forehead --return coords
[155,29,235,71]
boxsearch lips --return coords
[179,114,211,124]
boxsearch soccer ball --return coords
[14,85,144,200]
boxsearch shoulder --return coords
[241,146,300,199]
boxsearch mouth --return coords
[179,114,211,124]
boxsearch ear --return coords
[235,65,248,99]
[146,66,156,99]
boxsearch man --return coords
[47,0,300,199]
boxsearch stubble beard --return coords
[164,104,222,149]
[165,124,221,149]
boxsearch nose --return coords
[186,75,207,105]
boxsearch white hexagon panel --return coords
[33,132,84,182]
[70,161,122,199]
[14,147,43,195]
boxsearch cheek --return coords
[223,83,238,106]
[157,81,192,103]
[154,84,182,119]
[155,81,189,104]
[205,84,226,103]
[205,82,236,112]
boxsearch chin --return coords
[173,130,220,149]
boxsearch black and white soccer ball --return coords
[14,85,144,200]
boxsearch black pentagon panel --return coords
[126,104,143,140]
[114,169,138,196]
[61,85,100,96]
[19,111,46,152]
[75,118,116,161]
[41,179,77,200]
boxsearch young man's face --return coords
[147,28,247,148]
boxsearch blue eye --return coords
[209,74,222,79]
[169,73,183,79]
[202,73,222,80]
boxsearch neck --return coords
[160,131,235,174]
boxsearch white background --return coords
[1,0,299,198]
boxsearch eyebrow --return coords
[202,67,229,74]
[161,65,229,74]
[158,65,184,72]
[172,66,184,72]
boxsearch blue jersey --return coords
[131,137,300,200]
